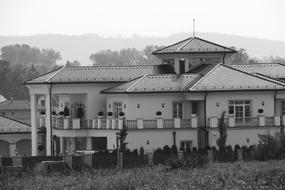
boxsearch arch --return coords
[16,139,31,156]
[0,139,9,157]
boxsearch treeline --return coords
[1,43,285,100]
[0,44,62,100]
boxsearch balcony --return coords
[208,115,281,128]
[52,115,198,130]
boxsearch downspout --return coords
[49,83,53,156]
[274,90,277,114]
[222,53,226,65]
[204,92,208,148]
[204,92,208,127]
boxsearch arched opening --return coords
[0,139,9,157]
[16,139,31,156]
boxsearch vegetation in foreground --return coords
[1,160,285,190]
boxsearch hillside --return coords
[1,32,285,65]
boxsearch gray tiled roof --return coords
[24,64,173,84]
[102,74,200,93]
[0,100,43,110]
[190,64,285,91]
[153,37,236,54]
[230,63,285,79]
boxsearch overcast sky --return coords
[1,0,284,42]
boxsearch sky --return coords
[0,0,285,42]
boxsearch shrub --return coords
[40,111,45,115]
[139,146,144,156]
[119,112,125,117]
[59,111,64,116]
[63,106,69,116]
[217,111,227,152]
[254,133,280,161]
[163,145,171,155]
[171,145,178,157]
[107,112,113,117]
[192,147,198,153]
[226,145,233,153]
[156,111,162,116]
[98,111,104,117]
[180,143,185,151]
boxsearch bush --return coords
[98,111,104,117]
[139,147,144,157]
[156,111,162,116]
[171,145,178,157]
[107,112,113,116]
[119,112,125,117]
[255,134,280,161]
[163,145,171,155]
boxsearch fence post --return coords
[274,115,281,126]
[137,118,143,129]
[178,151,183,160]
[209,117,218,128]
[106,116,112,129]
[157,117,163,128]
[237,149,243,162]
[148,152,153,166]
[174,118,181,128]
[228,115,235,127]
[207,150,213,163]
[97,117,102,129]
[258,115,265,127]
[191,114,197,128]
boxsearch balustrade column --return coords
[258,115,265,126]
[45,93,52,156]
[228,115,235,127]
[174,118,181,128]
[157,117,163,128]
[137,118,143,129]
[31,93,38,156]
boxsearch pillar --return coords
[86,137,92,150]
[229,115,235,127]
[174,118,181,128]
[191,115,198,128]
[137,119,143,129]
[157,118,163,128]
[9,142,17,157]
[45,93,52,156]
[209,117,218,128]
[60,137,64,155]
[274,115,281,126]
[258,115,265,127]
[31,93,38,156]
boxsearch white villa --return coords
[24,36,285,156]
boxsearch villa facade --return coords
[24,36,285,156]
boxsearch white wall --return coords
[107,93,185,119]
[206,91,275,118]
[208,127,280,147]
[126,129,198,152]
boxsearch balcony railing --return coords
[53,116,197,130]
[208,115,281,128]
[235,117,259,127]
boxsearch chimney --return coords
[179,59,185,74]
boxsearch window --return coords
[282,101,285,115]
[173,102,182,118]
[113,102,122,118]
[192,101,199,115]
[40,100,45,106]
[75,137,86,151]
[180,140,192,151]
[228,100,251,118]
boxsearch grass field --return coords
[1,160,285,190]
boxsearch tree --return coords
[66,60,80,67]
[228,47,249,64]
[216,111,227,152]
[27,65,39,79]
[0,60,10,95]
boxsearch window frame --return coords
[173,101,183,118]
[228,100,251,118]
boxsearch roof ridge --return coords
[46,66,66,82]
[126,75,148,92]
[189,63,222,91]
[176,37,194,52]
[252,73,285,86]
[194,37,236,52]
[23,67,62,84]
[0,115,31,127]
[152,37,192,54]
[66,64,163,68]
